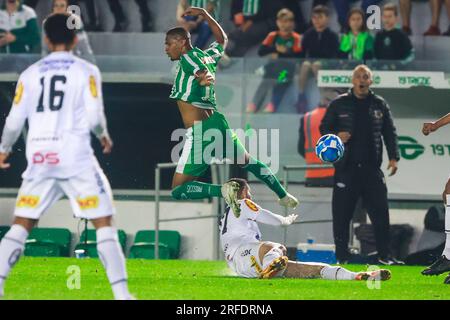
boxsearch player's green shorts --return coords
[176,111,247,177]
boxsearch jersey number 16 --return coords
[37,75,67,112]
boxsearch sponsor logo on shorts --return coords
[77,196,99,210]
[16,195,40,208]
[244,199,258,212]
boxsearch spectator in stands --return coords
[72,0,102,31]
[227,0,283,57]
[247,8,302,113]
[0,0,41,54]
[298,88,337,187]
[338,8,374,62]
[400,0,450,35]
[313,0,382,33]
[42,0,95,63]
[176,0,219,49]
[281,0,307,33]
[374,3,414,69]
[107,0,153,32]
[296,5,339,114]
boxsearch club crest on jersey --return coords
[89,76,98,98]
[16,195,40,208]
[244,199,258,212]
[13,82,24,105]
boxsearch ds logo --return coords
[32,152,60,165]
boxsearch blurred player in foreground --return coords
[165,7,298,217]
[0,13,133,300]
[422,113,450,283]
[219,178,391,281]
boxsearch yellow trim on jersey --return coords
[13,82,24,105]
[89,75,98,98]
[244,199,258,212]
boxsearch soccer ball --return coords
[315,134,344,163]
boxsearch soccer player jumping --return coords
[422,113,450,283]
[165,7,298,216]
[219,178,391,281]
[0,13,133,299]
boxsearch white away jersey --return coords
[1,51,108,179]
[219,198,263,262]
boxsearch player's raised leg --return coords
[171,173,223,200]
[422,178,450,276]
[0,217,36,297]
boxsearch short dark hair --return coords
[383,3,398,16]
[277,8,294,20]
[166,27,191,41]
[347,8,367,32]
[312,5,329,17]
[43,13,76,46]
[228,178,249,199]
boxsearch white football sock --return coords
[442,195,450,259]
[0,224,29,293]
[96,226,131,300]
[320,265,357,280]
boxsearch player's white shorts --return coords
[14,163,115,220]
[230,241,284,278]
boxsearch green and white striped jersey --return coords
[243,0,260,16]
[170,42,224,110]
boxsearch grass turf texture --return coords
[2,257,450,300]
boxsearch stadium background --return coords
[0,0,449,268]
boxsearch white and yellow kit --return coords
[219,199,289,278]
[0,51,114,220]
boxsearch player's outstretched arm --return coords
[183,7,228,48]
[423,112,450,136]
[256,208,298,227]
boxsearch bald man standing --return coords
[320,65,401,265]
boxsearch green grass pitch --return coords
[2,257,450,300]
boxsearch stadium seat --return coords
[74,229,127,258]
[128,230,181,259]
[0,226,10,241]
[24,228,72,257]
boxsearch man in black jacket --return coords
[320,65,402,265]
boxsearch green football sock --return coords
[243,158,287,199]
[171,181,222,200]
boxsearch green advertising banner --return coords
[318,70,450,89]
[382,119,450,196]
